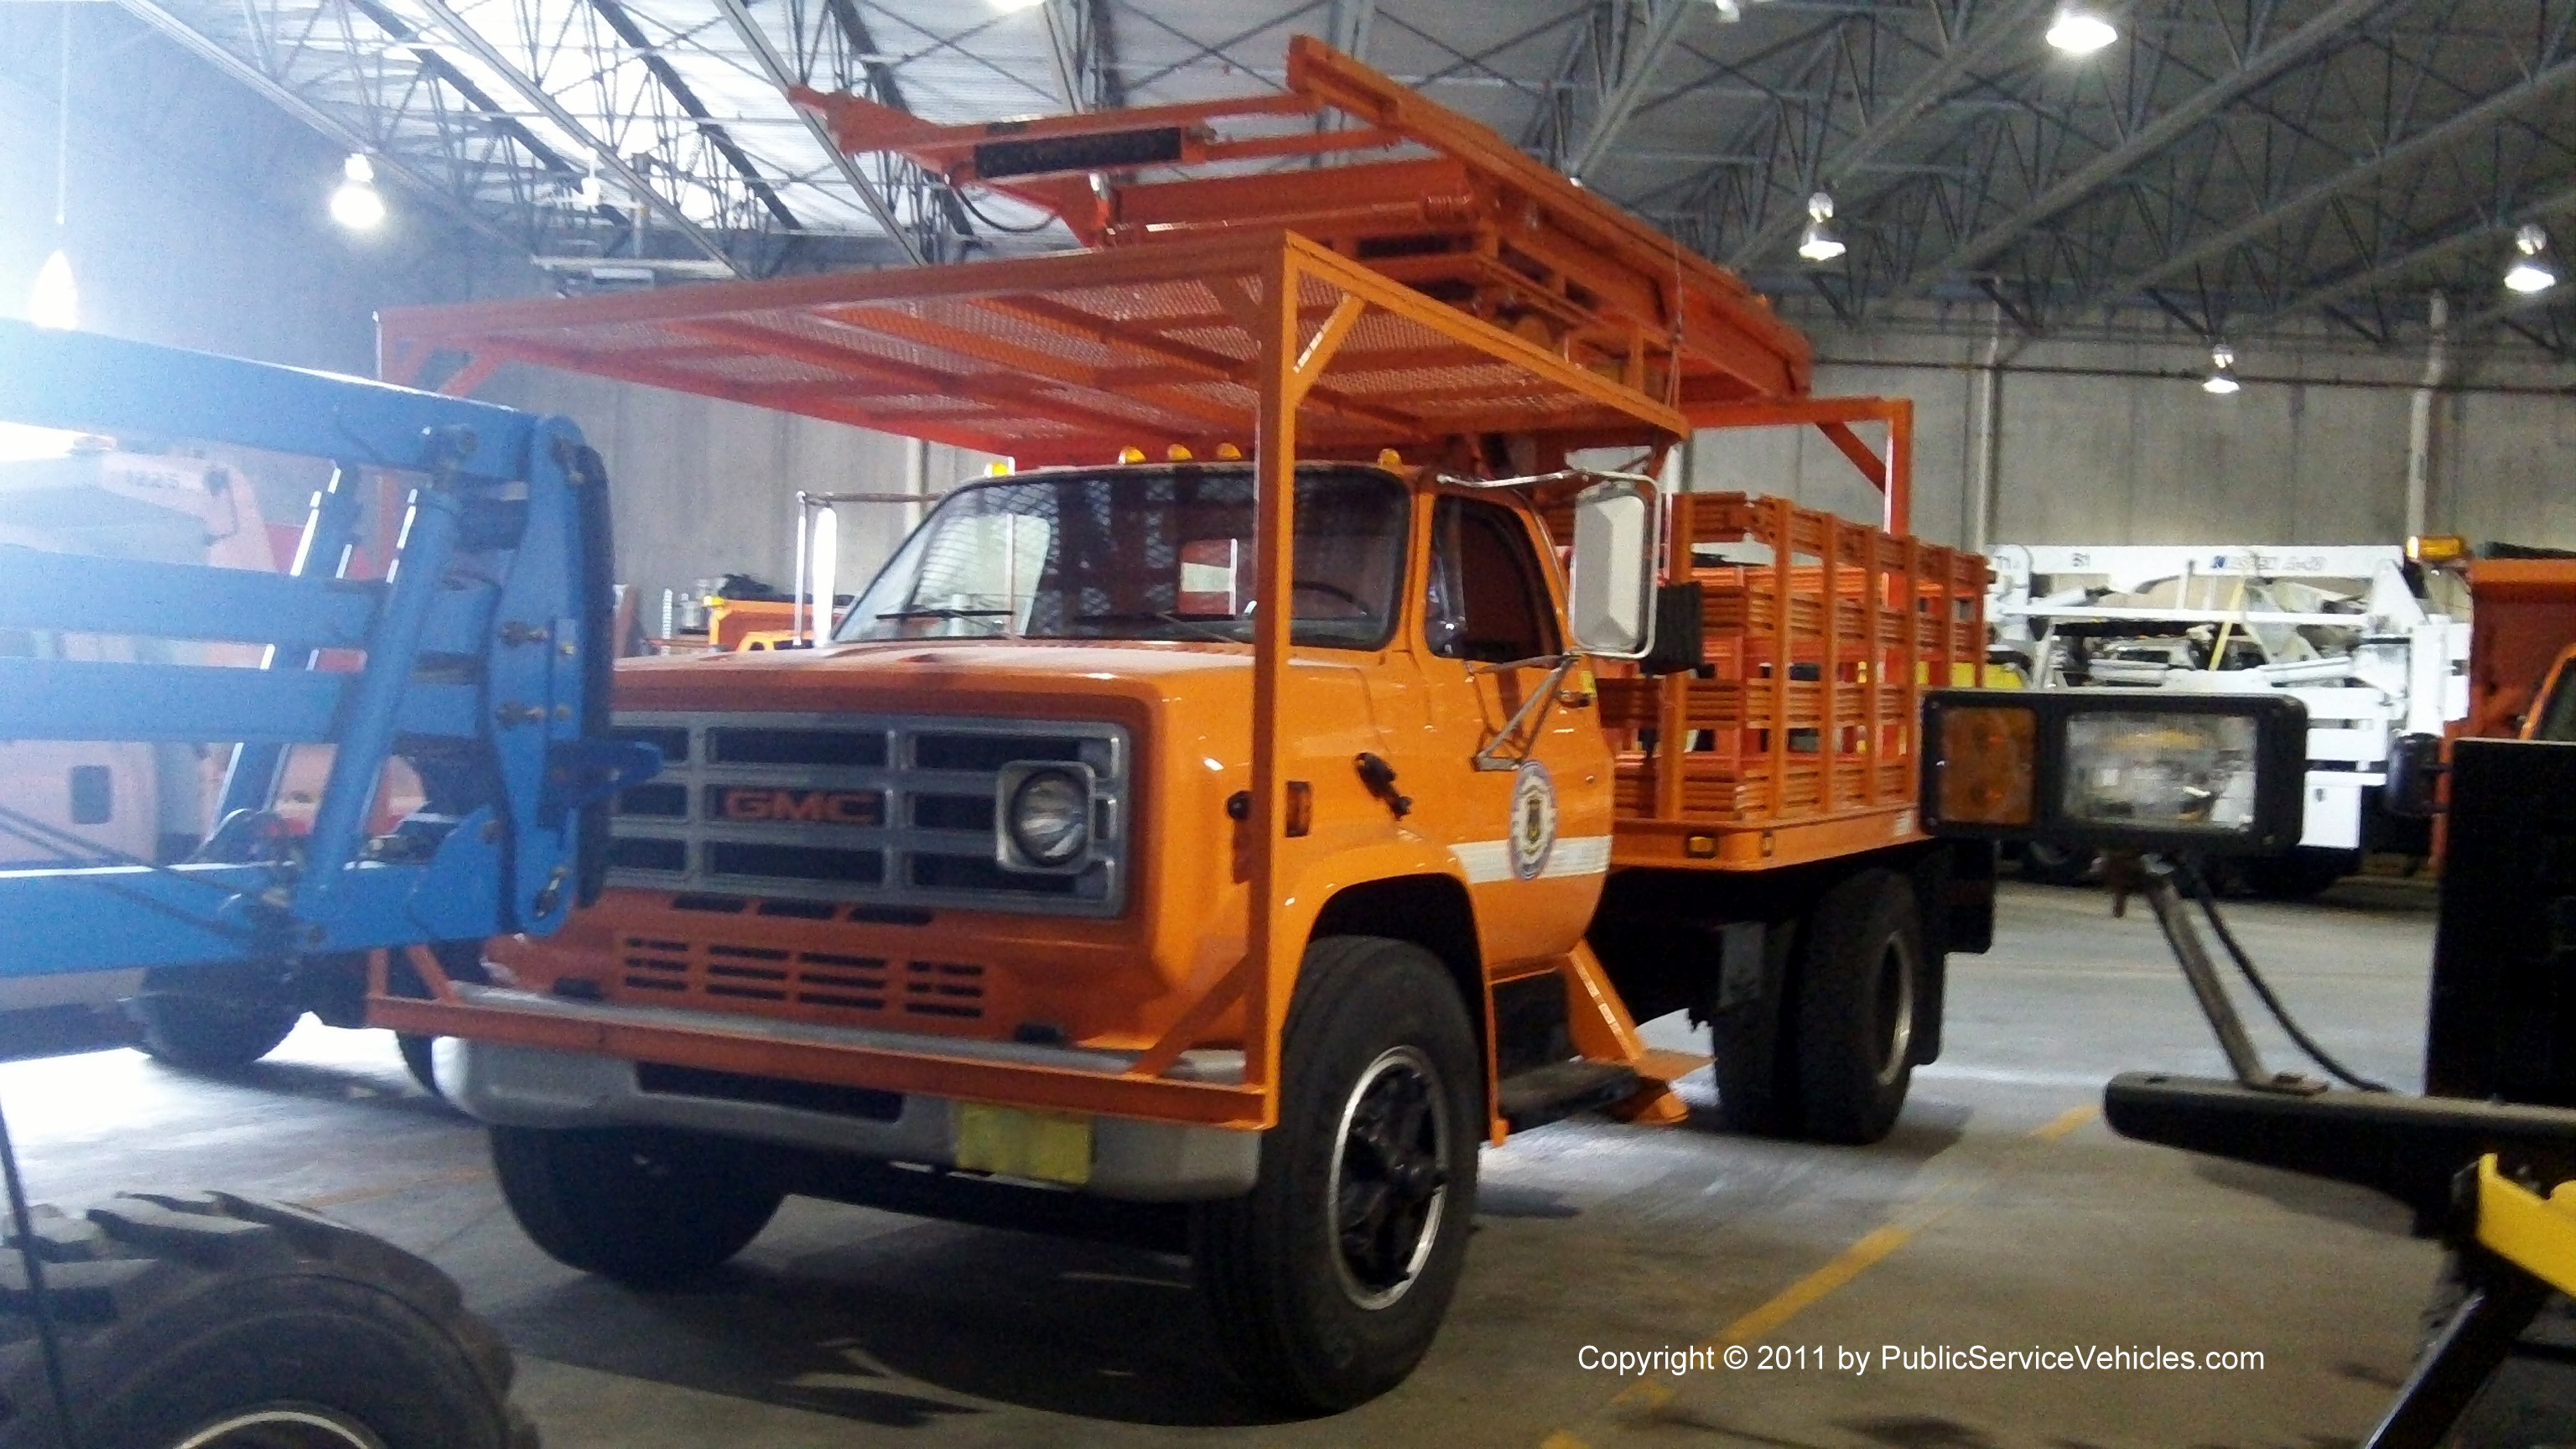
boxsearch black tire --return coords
[0,1190,533,1449]
[388,943,489,1101]
[1709,918,1803,1135]
[2018,841,2100,886]
[126,969,299,1073]
[490,1125,784,1286]
[1192,936,1481,1414]
[397,1034,444,1098]
[2241,847,2355,901]
[1792,870,1923,1145]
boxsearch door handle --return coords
[1354,752,1413,818]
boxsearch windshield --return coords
[835,465,1409,650]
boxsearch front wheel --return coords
[490,1126,784,1286]
[126,966,299,1072]
[1192,936,1482,1413]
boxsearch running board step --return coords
[1498,1060,1641,1132]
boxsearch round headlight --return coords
[1007,769,1090,867]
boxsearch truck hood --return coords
[613,638,1288,719]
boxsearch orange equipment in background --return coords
[2459,556,2576,741]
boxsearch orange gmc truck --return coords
[371,39,1993,1411]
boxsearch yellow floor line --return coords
[301,1164,491,1209]
[2029,1102,2099,1141]
[1707,1104,2097,1348]
[1711,1220,1919,1348]
[1561,1102,2102,1439]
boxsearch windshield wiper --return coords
[1072,611,1244,643]
[872,607,1012,621]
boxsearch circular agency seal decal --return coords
[1509,760,1559,880]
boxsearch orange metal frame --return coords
[792,38,1810,413]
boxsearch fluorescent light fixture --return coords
[1797,191,1846,264]
[330,153,386,231]
[27,249,76,330]
[2505,222,2558,295]
[989,0,1047,11]
[2201,342,2240,396]
[2047,8,2119,54]
[0,424,81,463]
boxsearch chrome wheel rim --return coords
[1873,933,1918,1088]
[1326,1044,1452,1311]
[171,1405,387,1449]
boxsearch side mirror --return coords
[2383,732,2445,818]
[1567,480,1659,657]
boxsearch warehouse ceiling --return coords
[29,0,2576,356]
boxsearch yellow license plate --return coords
[953,1102,1093,1187]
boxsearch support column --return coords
[2406,291,2449,542]
[1964,304,2004,554]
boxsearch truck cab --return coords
[474,455,1624,1169]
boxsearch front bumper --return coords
[432,993,1260,1201]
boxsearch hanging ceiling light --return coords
[1798,191,1846,263]
[2201,342,2241,396]
[2505,223,2560,295]
[330,153,387,231]
[2047,8,2120,54]
[27,250,77,330]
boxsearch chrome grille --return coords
[604,711,1129,917]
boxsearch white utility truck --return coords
[1987,543,2469,895]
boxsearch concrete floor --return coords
[7,879,2559,1447]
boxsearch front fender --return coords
[1274,839,1480,960]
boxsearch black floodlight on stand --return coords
[1922,687,2332,1096]
[1920,688,2309,857]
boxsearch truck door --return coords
[1399,494,1616,966]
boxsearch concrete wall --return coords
[1690,321,2574,555]
[487,367,997,626]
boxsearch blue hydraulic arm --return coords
[0,319,655,978]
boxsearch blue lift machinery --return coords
[0,318,646,1449]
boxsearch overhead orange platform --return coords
[380,229,1690,468]
[792,36,1811,412]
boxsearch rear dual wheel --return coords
[1709,870,1924,1145]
